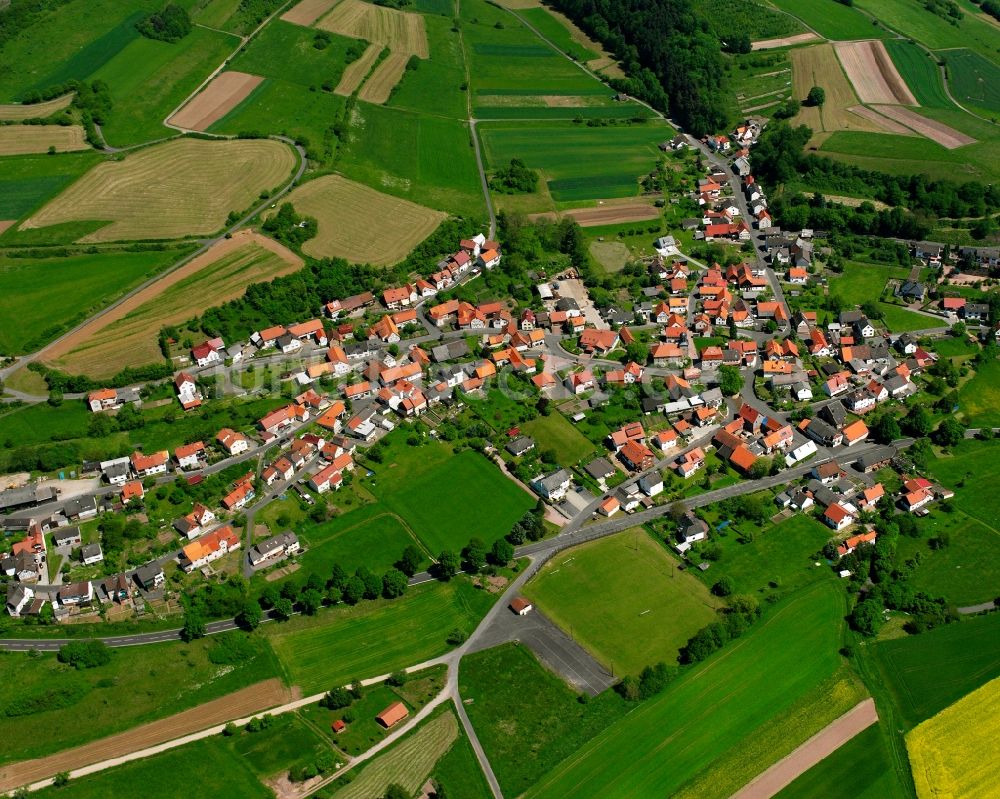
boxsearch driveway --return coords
[469,606,615,696]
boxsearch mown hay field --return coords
[335,42,383,95]
[0,125,89,155]
[358,52,410,103]
[282,0,344,26]
[282,173,445,264]
[21,138,296,242]
[332,713,459,799]
[0,94,73,121]
[167,70,264,131]
[44,231,302,375]
[906,677,1000,799]
[317,0,428,57]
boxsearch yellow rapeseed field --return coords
[906,676,1000,799]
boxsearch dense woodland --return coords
[550,0,727,135]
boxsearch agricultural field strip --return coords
[167,71,264,131]
[358,52,411,104]
[334,43,383,95]
[0,94,73,121]
[833,40,917,105]
[0,126,89,155]
[316,0,429,57]
[282,0,345,27]
[870,104,976,149]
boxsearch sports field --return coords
[266,580,496,693]
[0,248,189,354]
[526,582,852,799]
[774,724,910,799]
[524,532,721,674]
[0,125,88,156]
[281,174,446,265]
[460,643,629,796]
[371,443,536,554]
[0,94,73,121]
[479,121,670,209]
[906,677,1000,799]
[44,231,302,376]
[869,612,1000,729]
[332,713,459,799]
[767,0,885,40]
[21,138,296,243]
[521,412,598,465]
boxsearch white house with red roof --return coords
[191,338,225,367]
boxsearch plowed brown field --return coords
[834,40,918,105]
[168,71,263,131]
[871,104,976,148]
[282,0,343,26]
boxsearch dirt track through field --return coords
[43,230,303,374]
[0,125,88,155]
[335,43,382,96]
[358,52,410,104]
[730,699,879,799]
[0,680,295,793]
[0,94,73,121]
[834,40,918,105]
[281,0,342,26]
[871,104,977,149]
[168,71,263,131]
[752,32,819,50]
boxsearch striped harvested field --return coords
[0,125,88,155]
[870,104,976,149]
[281,173,445,265]
[335,43,383,96]
[752,32,819,50]
[20,138,296,242]
[358,52,410,104]
[282,0,343,26]
[168,71,263,131]
[834,40,917,105]
[332,713,458,799]
[316,0,428,57]
[0,94,72,121]
[44,230,303,376]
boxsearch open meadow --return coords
[906,677,1000,799]
[524,532,722,674]
[956,358,1000,427]
[20,138,296,243]
[281,174,446,265]
[386,14,468,118]
[0,247,192,354]
[525,582,860,799]
[829,261,910,306]
[459,643,630,796]
[43,231,302,376]
[0,125,89,156]
[266,580,497,693]
[869,613,1000,729]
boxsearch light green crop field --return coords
[338,104,485,216]
[946,49,1000,115]
[869,612,1000,729]
[0,248,190,354]
[0,151,103,223]
[829,261,910,307]
[766,0,885,40]
[884,39,954,109]
[526,581,850,798]
[524,532,722,674]
[366,438,535,554]
[92,25,235,146]
[855,0,1000,64]
[459,643,630,797]
[520,412,599,466]
[266,580,497,693]
[478,120,670,208]
[388,14,469,119]
[773,724,910,799]
[0,634,281,766]
[956,358,1000,427]
[0,0,162,100]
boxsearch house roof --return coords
[824,503,853,523]
[842,419,869,443]
[376,701,409,727]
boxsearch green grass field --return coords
[877,302,936,333]
[829,261,909,307]
[0,633,281,766]
[884,39,954,109]
[388,14,471,119]
[957,358,1000,426]
[515,7,598,63]
[766,0,885,40]
[524,532,721,674]
[773,724,910,799]
[431,719,494,799]
[696,0,805,41]
[0,247,190,354]
[520,413,599,466]
[0,0,162,100]
[0,152,103,222]
[193,0,243,29]
[338,104,485,216]
[266,580,496,693]
[525,582,852,798]
[946,48,1000,115]
[459,643,630,796]
[368,440,534,554]
[92,25,235,145]
[868,612,1000,728]
[924,438,1000,528]
[478,120,670,208]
